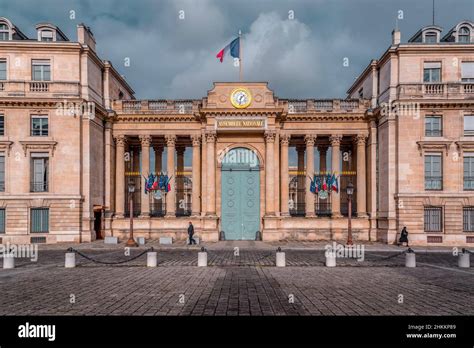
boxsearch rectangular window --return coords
[461,62,474,82]
[0,114,4,136]
[463,207,474,232]
[425,116,442,136]
[423,62,441,82]
[464,153,474,190]
[0,59,6,80]
[425,154,442,190]
[31,208,49,233]
[424,33,437,43]
[0,208,4,233]
[424,207,442,232]
[31,115,48,136]
[464,115,474,136]
[40,31,53,42]
[31,59,51,81]
[0,155,4,192]
[30,154,49,192]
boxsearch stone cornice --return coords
[286,113,367,122]
[19,139,58,156]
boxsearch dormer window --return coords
[424,32,438,43]
[459,27,471,43]
[40,30,53,42]
[0,23,9,41]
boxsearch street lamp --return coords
[126,179,138,247]
[346,182,354,246]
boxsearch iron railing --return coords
[30,181,48,192]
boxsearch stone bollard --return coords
[325,252,336,267]
[3,253,15,269]
[458,250,470,268]
[198,247,207,267]
[276,248,286,267]
[65,252,76,268]
[405,249,416,268]
[147,251,157,267]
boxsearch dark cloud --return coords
[1,0,473,99]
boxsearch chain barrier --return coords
[67,247,153,265]
[368,248,412,262]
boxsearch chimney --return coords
[392,29,401,45]
[77,23,96,51]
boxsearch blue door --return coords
[221,148,260,240]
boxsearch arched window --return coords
[459,27,470,43]
[0,23,10,41]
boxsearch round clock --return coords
[230,88,252,109]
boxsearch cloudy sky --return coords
[1,0,473,99]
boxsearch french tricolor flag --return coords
[216,37,240,63]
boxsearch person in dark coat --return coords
[188,221,196,245]
[398,226,409,247]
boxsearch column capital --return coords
[330,134,343,146]
[191,134,201,146]
[165,134,177,147]
[139,135,152,147]
[280,133,290,145]
[205,131,217,143]
[304,134,316,146]
[354,134,368,145]
[264,130,276,143]
[113,134,127,146]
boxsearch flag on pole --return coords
[322,175,328,192]
[216,37,240,63]
[331,173,339,193]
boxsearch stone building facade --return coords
[0,17,473,246]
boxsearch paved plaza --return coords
[0,241,472,316]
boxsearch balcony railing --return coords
[315,201,332,217]
[30,181,48,192]
[398,82,474,99]
[176,202,192,217]
[289,203,306,217]
[117,100,198,114]
[287,99,367,114]
[0,80,80,98]
[150,201,166,217]
[425,176,443,190]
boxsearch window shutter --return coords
[424,62,441,69]
[461,62,474,79]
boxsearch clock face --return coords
[230,88,252,108]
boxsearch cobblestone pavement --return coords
[0,245,472,316]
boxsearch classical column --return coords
[265,130,276,215]
[176,147,185,211]
[330,135,342,217]
[165,134,176,216]
[319,145,328,174]
[191,135,201,216]
[206,131,216,215]
[305,135,316,217]
[280,134,290,216]
[355,134,368,217]
[296,145,305,211]
[154,145,163,173]
[139,135,152,217]
[114,135,126,218]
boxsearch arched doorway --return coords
[221,147,260,240]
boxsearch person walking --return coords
[188,221,196,245]
[398,226,409,247]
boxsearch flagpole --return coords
[239,30,242,82]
